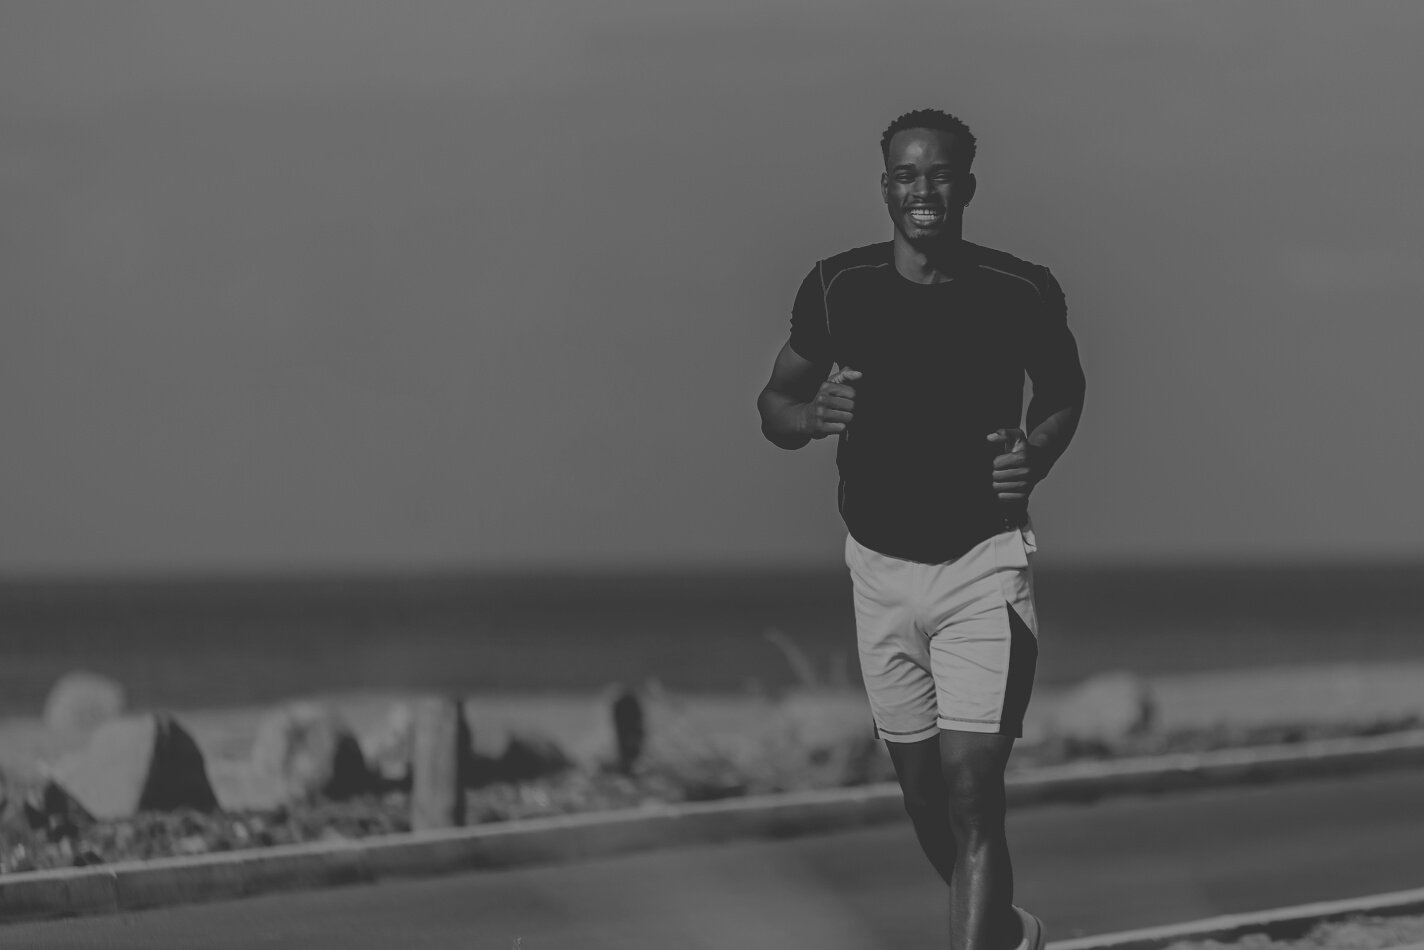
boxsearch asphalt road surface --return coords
[10,769,1424,950]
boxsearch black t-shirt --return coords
[789,240,1086,563]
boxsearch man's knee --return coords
[885,737,946,821]
[943,771,1006,832]
[939,732,1012,832]
[901,781,948,822]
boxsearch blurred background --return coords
[1,0,1422,712]
[4,3,1424,945]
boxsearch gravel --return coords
[1164,915,1424,950]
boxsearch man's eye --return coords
[894,174,915,183]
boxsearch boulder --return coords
[557,684,645,773]
[251,703,370,802]
[43,671,125,736]
[360,702,415,783]
[625,684,761,799]
[776,688,873,750]
[22,779,94,839]
[465,721,570,787]
[610,686,645,772]
[205,759,290,812]
[1049,672,1157,744]
[50,713,217,820]
[493,733,570,782]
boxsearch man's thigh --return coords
[846,534,940,744]
[885,734,943,799]
[847,528,1040,743]
[926,529,1039,737]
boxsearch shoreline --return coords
[5,660,1424,785]
[2,660,1423,878]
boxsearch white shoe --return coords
[1013,905,1046,950]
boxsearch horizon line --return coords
[1,554,1421,589]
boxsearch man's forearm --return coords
[757,389,813,450]
[1026,404,1081,477]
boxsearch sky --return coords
[1,1,1422,574]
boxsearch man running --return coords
[756,108,1085,950]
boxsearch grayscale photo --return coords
[2,2,1422,948]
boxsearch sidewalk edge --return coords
[3,730,1424,924]
[1048,884,1424,950]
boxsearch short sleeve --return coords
[788,263,832,365]
[1024,266,1086,432]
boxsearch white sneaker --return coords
[1013,905,1046,950]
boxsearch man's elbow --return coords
[763,426,810,451]
[1026,387,1084,437]
[757,390,810,450]
[759,417,810,451]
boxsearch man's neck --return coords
[893,233,965,284]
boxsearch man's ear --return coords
[880,171,889,204]
[961,172,977,209]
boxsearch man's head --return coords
[880,109,977,244]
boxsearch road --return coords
[9,769,1424,949]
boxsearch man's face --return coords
[881,128,975,242]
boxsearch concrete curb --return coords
[4,729,1424,925]
[1048,884,1424,950]
[1009,729,1424,804]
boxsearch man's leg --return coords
[885,735,956,887]
[939,730,1021,950]
[925,527,1042,950]
[846,533,952,883]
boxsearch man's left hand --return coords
[987,428,1044,504]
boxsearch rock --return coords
[206,759,289,812]
[776,688,873,750]
[495,734,570,782]
[458,698,572,786]
[360,702,415,783]
[50,714,217,820]
[16,776,94,843]
[251,703,370,802]
[1049,672,1157,744]
[465,724,570,787]
[611,686,645,773]
[43,671,125,736]
[557,684,645,773]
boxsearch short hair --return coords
[880,109,977,170]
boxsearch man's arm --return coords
[1021,265,1086,479]
[757,341,859,450]
[990,405,1082,507]
[1026,404,1081,478]
[990,266,1086,504]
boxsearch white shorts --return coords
[846,523,1040,741]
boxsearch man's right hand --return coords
[803,367,861,439]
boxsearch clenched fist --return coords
[803,367,862,439]
[987,427,1045,506]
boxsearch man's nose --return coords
[912,175,933,196]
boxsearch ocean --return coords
[2,562,1422,717]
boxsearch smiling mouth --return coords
[906,207,945,226]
